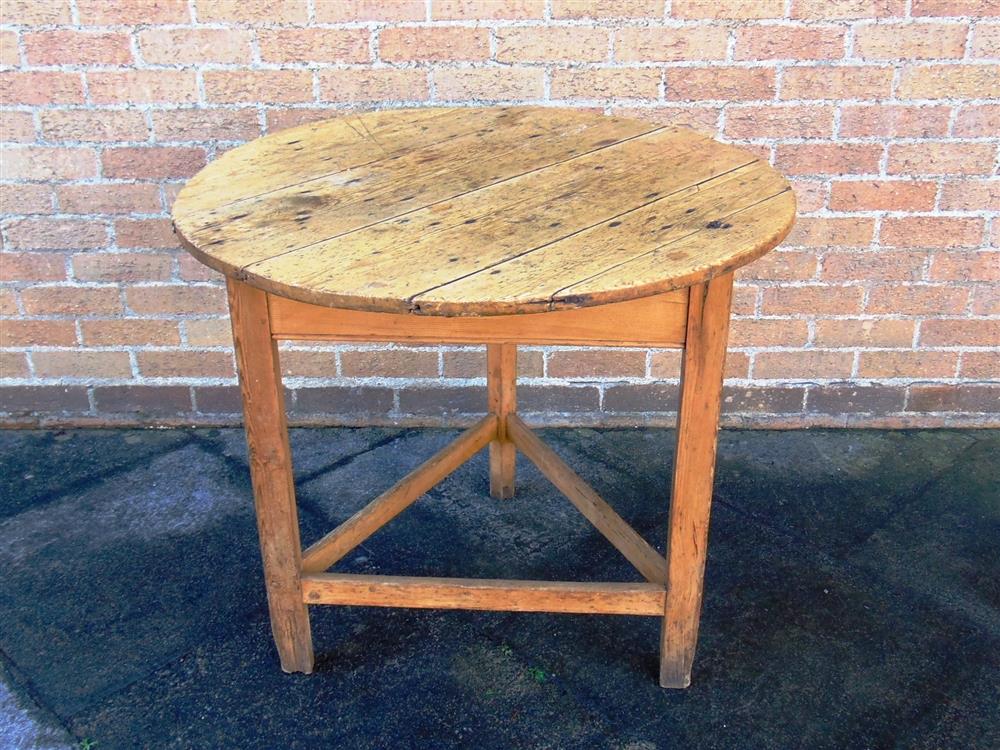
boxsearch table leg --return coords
[659,273,733,688]
[227,279,314,674]
[487,343,517,499]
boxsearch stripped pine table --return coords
[172,106,796,688]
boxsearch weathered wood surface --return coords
[226,279,313,673]
[174,107,795,316]
[267,288,689,346]
[301,574,667,616]
[487,343,517,500]
[659,273,734,689]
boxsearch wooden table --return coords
[172,106,796,688]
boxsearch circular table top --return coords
[173,106,795,317]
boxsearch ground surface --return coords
[0,427,997,750]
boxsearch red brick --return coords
[725,105,834,139]
[911,0,1000,16]
[58,184,162,215]
[88,71,198,105]
[790,0,905,18]
[258,29,370,64]
[814,319,915,348]
[436,67,545,100]
[138,28,253,65]
[615,27,726,63]
[735,26,846,61]
[24,31,132,66]
[126,285,227,315]
[775,143,882,175]
[177,254,224,281]
[611,105,720,134]
[152,109,261,143]
[881,217,984,249]
[381,27,490,62]
[433,0,545,19]
[838,105,950,138]
[204,70,313,104]
[762,285,865,315]
[785,217,875,247]
[823,250,926,281]
[315,0,424,21]
[102,147,206,180]
[829,180,937,212]
[860,352,957,378]
[73,252,173,282]
[920,319,1000,347]
[2,146,99,181]
[731,285,759,315]
[789,179,826,212]
[672,0,784,18]
[939,180,1000,212]
[0,185,54,215]
[0,252,66,282]
[898,65,1000,99]
[186,319,232,347]
[729,319,809,347]
[960,352,1000,379]
[81,319,180,346]
[318,69,428,102]
[755,351,854,379]
[738,250,818,281]
[4,217,107,250]
[137,350,234,379]
[854,22,968,60]
[888,143,996,177]
[953,105,1000,137]
[0,31,17,68]
[276,350,337,379]
[780,66,893,100]
[547,349,646,378]
[77,0,190,23]
[1,352,31,379]
[0,111,36,143]
[0,72,84,105]
[341,349,439,378]
[114,219,179,249]
[3,0,72,24]
[265,109,341,132]
[551,0,662,16]
[94,386,193,416]
[867,284,970,314]
[34,350,133,379]
[0,320,76,347]
[21,286,122,316]
[971,23,1000,58]
[39,110,148,143]
[666,67,775,101]
[929,251,1000,282]
[196,0,307,23]
[0,289,18,317]
[807,384,907,414]
[551,68,660,100]
[971,285,999,315]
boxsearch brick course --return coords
[0,0,997,429]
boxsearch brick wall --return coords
[1,0,998,429]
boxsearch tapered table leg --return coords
[659,273,733,688]
[227,279,314,673]
[487,343,517,499]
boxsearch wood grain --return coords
[227,279,313,674]
[659,273,734,689]
[301,574,667,616]
[173,107,796,316]
[487,343,517,500]
[267,289,689,347]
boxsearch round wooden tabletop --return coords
[173,106,796,317]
